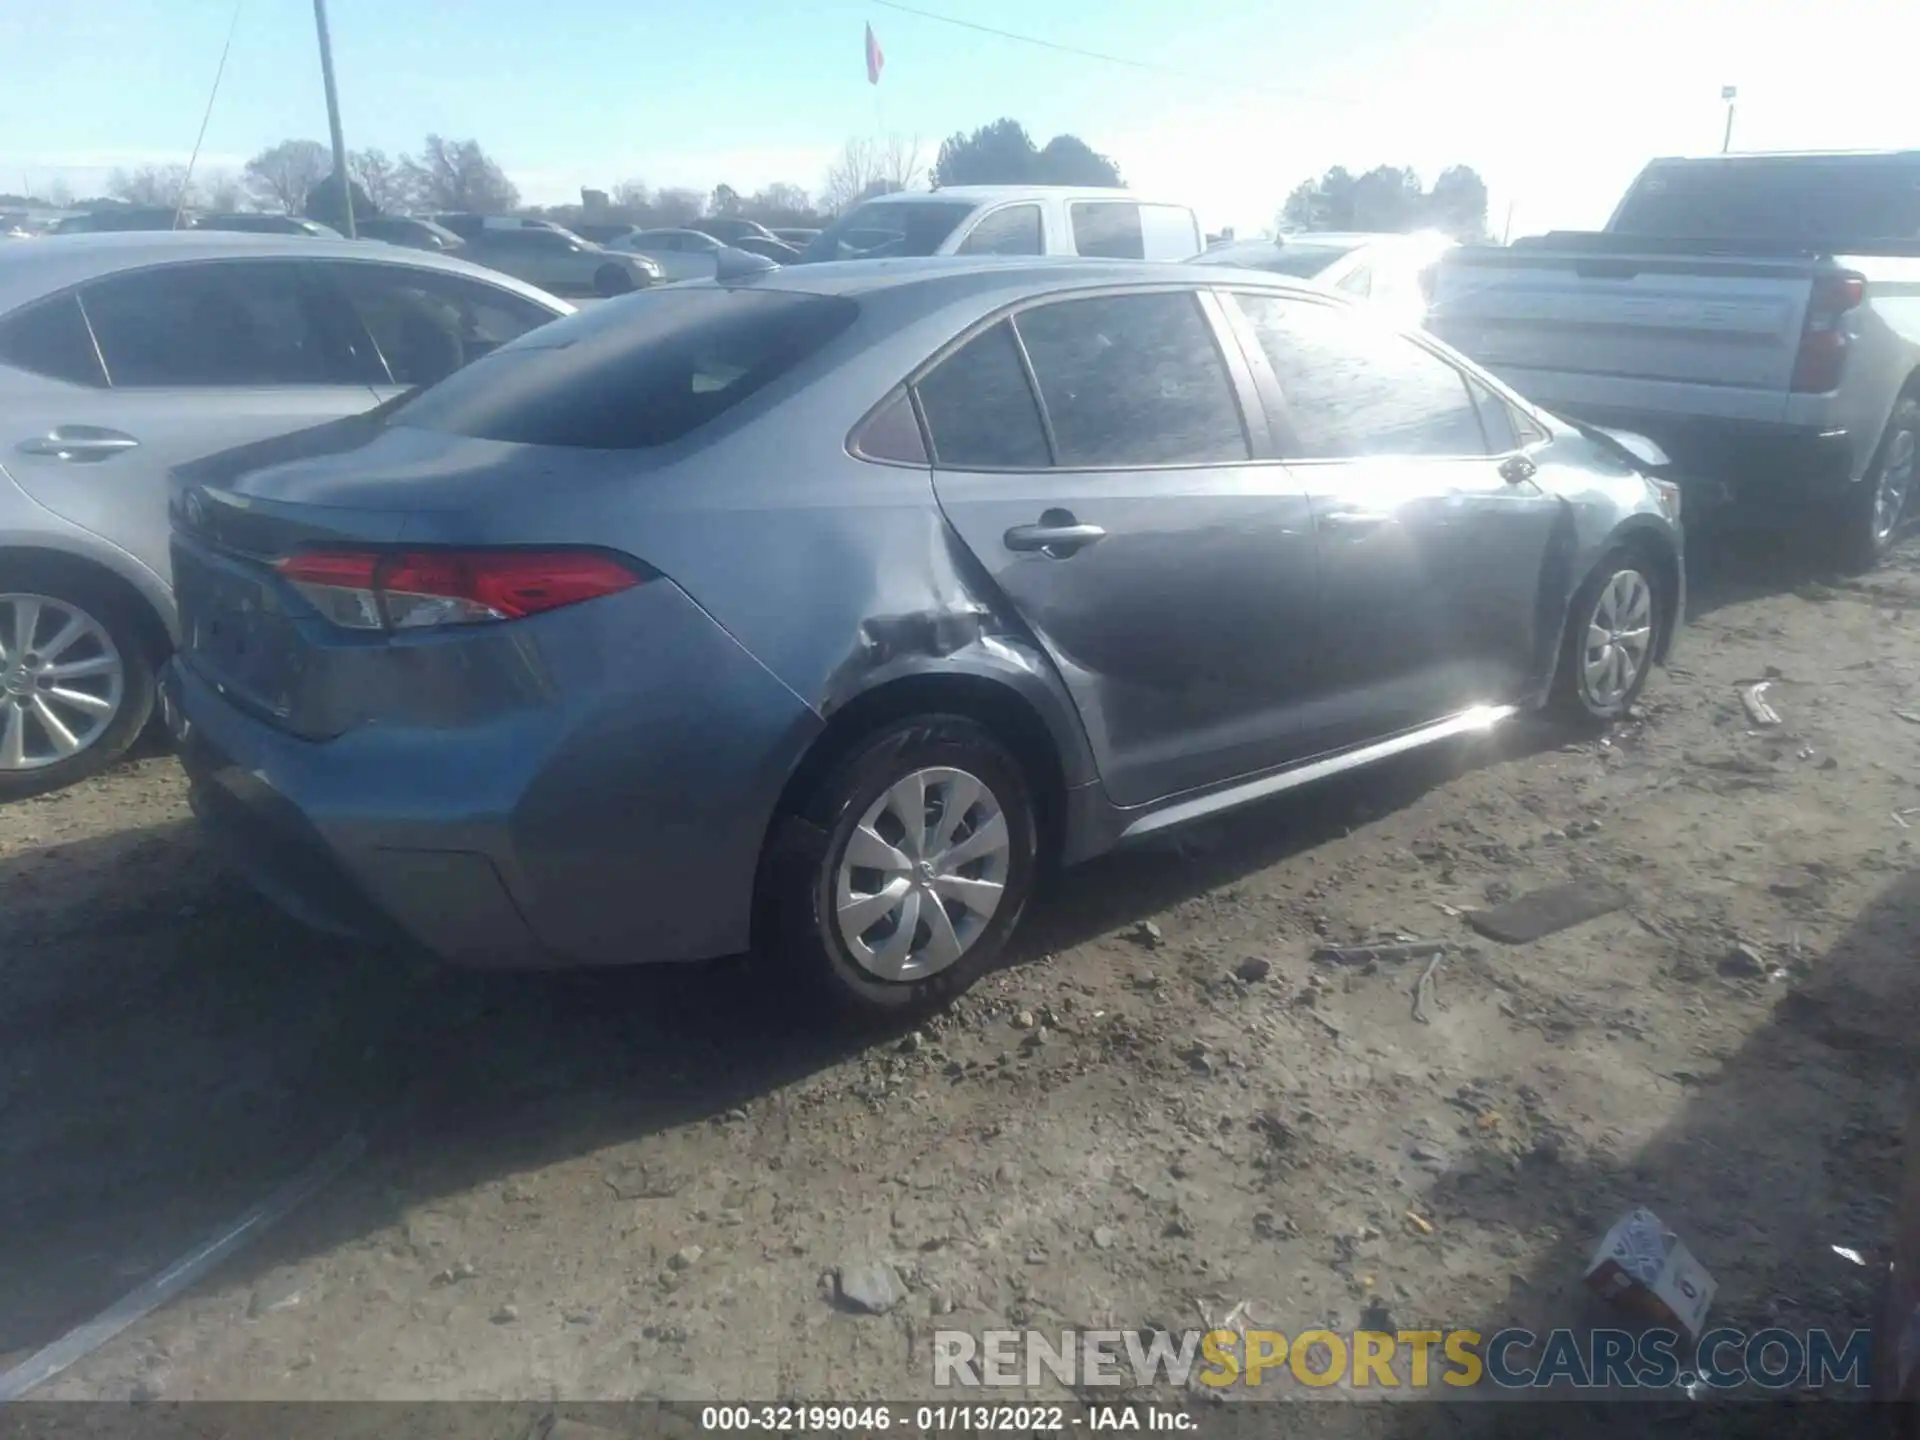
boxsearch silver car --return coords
[460,227,663,296]
[610,228,735,281]
[0,230,572,796]
[166,257,1685,1021]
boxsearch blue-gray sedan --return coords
[163,256,1685,1019]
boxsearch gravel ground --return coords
[4,527,1919,1432]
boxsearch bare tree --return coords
[348,148,412,213]
[611,178,651,212]
[200,169,246,211]
[44,177,74,208]
[652,187,704,226]
[244,139,330,213]
[400,135,519,214]
[748,182,813,222]
[109,164,195,209]
[820,134,923,213]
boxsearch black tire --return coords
[767,716,1039,1023]
[1549,548,1664,724]
[0,561,158,802]
[1834,396,1920,575]
[593,265,634,297]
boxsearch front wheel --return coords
[0,574,156,801]
[593,265,634,297]
[1834,396,1919,574]
[768,717,1038,1022]
[1550,551,1662,723]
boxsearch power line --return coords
[867,0,1363,108]
[177,0,246,225]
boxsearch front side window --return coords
[80,261,357,388]
[957,204,1043,256]
[1014,291,1247,466]
[1068,201,1145,259]
[1335,265,1373,298]
[1231,293,1488,460]
[914,321,1051,470]
[393,287,856,449]
[328,264,558,387]
[0,295,107,387]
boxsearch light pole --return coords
[1721,85,1738,154]
[313,0,354,236]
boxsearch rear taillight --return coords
[1792,270,1867,394]
[275,548,644,631]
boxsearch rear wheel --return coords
[1550,550,1662,723]
[768,716,1038,1023]
[1834,396,1919,574]
[594,265,634,297]
[0,568,156,801]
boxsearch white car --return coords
[796,187,1203,264]
[609,228,731,281]
[1195,231,1458,328]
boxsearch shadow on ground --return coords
[1352,866,1920,1439]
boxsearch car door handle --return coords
[18,427,141,462]
[1004,518,1107,557]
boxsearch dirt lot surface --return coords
[4,530,1919,1431]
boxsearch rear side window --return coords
[394,287,857,449]
[1014,291,1248,466]
[915,321,1051,469]
[1232,293,1488,459]
[958,205,1043,256]
[1468,379,1517,452]
[0,295,107,387]
[80,261,358,387]
[327,263,557,387]
[1069,202,1144,259]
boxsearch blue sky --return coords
[3,0,1915,235]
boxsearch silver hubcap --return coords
[1581,569,1653,710]
[0,593,124,772]
[834,766,1011,982]
[1874,427,1916,544]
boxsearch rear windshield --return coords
[800,198,976,262]
[392,286,858,449]
[1610,158,1920,244]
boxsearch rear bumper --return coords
[163,577,823,969]
[1553,407,1857,511]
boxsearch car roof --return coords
[0,229,571,313]
[708,254,1323,302]
[855,186,1192,208]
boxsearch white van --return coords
[797,186,1203,265]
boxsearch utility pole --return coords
[313,0,354,236]
[1721,85,1738,154]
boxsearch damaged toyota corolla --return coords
[161,256,1685,1019]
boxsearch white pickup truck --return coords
[1429,151,1920,568]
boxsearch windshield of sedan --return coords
[798,197,976,262]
